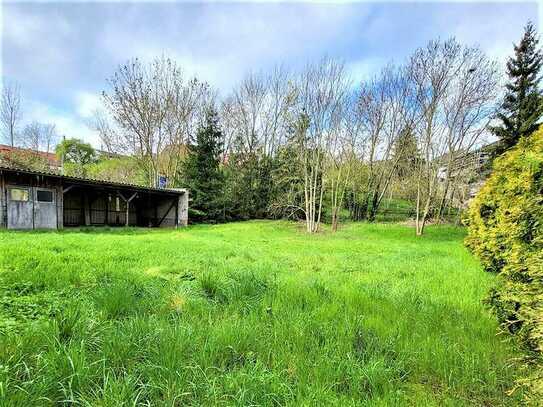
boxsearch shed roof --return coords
[0,165,186,195]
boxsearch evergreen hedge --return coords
[466,127,543,401]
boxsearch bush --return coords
[465,128,543,401]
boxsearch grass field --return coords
[0,221,527,405]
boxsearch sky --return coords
[0,1,540,147]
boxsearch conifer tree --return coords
[492,22,543,156]
[392,126,419,179]
[182,109,225,222]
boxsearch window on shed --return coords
[9,188,29,202]
[37,190,54,203]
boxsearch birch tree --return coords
[408,39,498,235]
[354,65,415,221]
[294,58,350,233]
[409,40,457,235]
[434,48,499,221]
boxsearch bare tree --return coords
[294,58,350,233]
[409,40,457,235]
[434,48,499,222]
[42,123,58,154]
[20,121,58,153]
[22,121,42,151]
[352,65,416,222]
[101,57,213,187]
[408,38,498,235]
[327,90,369,231]
[90,109,116,153]
[328,131,357,232]
[1,82,22,147]
[228,71,267,156]
[222,66,294,158]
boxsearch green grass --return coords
[0,221,526,405]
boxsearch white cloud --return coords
[93,2,361,91]
[3,1,537,149]
[75,91,102,119]
[24,100,102,147]
[347,57,388,84]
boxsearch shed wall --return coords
[1,172,62,230]
[0,173,6,228]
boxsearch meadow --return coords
[0,221,528,405]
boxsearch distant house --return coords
[433,141,497,210]
[436,141,497,184]
[0,144,62,172]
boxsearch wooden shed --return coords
[0,166,188,230]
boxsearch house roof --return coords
[0,144,61,167]
[0,164,186,195]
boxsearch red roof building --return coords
[0,144,62,171]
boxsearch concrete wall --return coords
[178,191,188,227]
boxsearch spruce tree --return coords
[182,109,225,222]
[392,126,419,179]
[492,22,543,156]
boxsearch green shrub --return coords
[465,128,543,401]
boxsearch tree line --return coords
[2,23,541,235]
[89,37,500,235]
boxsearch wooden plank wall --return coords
[0,172,6,228]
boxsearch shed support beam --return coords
[63,185,75,194]
[118,192,137,227]
[60,183,73,228]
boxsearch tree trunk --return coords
[331,207,339,232]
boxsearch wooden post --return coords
[57,185,64,229]
[60,185,75,229]
[84,193,91,226]
[175,197,179,228]
[118,192,137,227]
[105,194,109,226]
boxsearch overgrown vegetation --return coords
[466,128,543,402]
[83,37,498,234]
[0,221,530,405]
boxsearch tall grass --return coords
[0,221,528,405]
